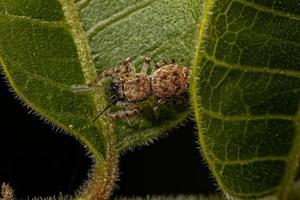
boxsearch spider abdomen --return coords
[151,64,190,99]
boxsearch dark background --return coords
[0,76,217,199]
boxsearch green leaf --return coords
[191,0,300,199]
[76,0,203,151]
[288,181,300,200]
[0,0,203,198]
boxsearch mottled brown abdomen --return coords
[151,64,190,99]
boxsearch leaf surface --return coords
[191,0,300,199]
[0,0,203,194]
[77,0,203,151]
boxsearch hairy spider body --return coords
[122,74,151,102]
[151,64,190,99]
[71,55,191,121]
[112,65,190,102]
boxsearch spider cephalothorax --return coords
[71,55,191,121]
[122,74,151,102]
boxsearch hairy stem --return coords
[79,136,119,200]
[1,183,14,200]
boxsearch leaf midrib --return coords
[59,0,113,161]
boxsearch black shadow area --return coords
[0,76,216,198]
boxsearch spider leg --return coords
[141,54,151,74]
[106,102,140,119]
[152,58,175,72]
[154,60,165,71]
[70,84,93,94]
[106,107,140,120]
[88,57,133,86]
[165,59,175,64]
[147,99,160,119]
[115,101,137,108]
[158,93,189,106]
[124,57,136,73]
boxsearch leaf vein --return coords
[21,68,70,91]
[235,0,300,21]
[202,109,295,121]
[213,156,287,165]
[277,107,300,198]
[204,53,300,79]
[87,0,157,39]
[0,14,65,27]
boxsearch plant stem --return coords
[77,136,119,200]
[0,183,14,200]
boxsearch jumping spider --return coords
[71,55,191,121]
